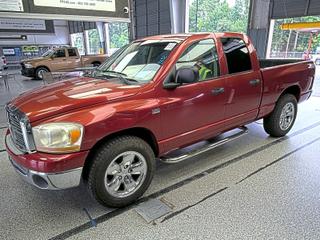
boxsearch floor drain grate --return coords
[134,198,173,223]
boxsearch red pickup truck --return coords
[5,32,315,207]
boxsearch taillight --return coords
[309,76,315,90]
[2,57,6,64]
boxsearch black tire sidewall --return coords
[88,136,155,207]
[264,94,297,137]
[35,67,49,80]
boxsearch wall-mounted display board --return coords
[34,0,116,12]
[0,0,129,22]
[0,0,24,12]
[0,18,54,33]
[3,48,16,55]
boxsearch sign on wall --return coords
[0,19,46,30]
[2,48,15,55]
[0,0,23,12]
[33,0,116,12]
[22,46,39,52]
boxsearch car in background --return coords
[20,47,107,79]
[0,56,7,71]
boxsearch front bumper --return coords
[21,67,35,77]
[5,134,87,190]
[9,157,83,190]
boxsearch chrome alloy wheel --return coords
[37,69,47,79]
[104,151,147,198]
[279,102,295,131]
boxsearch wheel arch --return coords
[279,85,301,102]
[35,65,51,72]
[82,127,159,181]
[91,61,101,66]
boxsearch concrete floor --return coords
[0,68,320,240]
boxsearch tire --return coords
[92,62,101,67]
[88,135,155,208]
[263,94,297,137]
[35,67,49,80]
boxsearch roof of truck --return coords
[138,32,246,42]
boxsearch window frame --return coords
[219,37,253,76]
[54,49,66,58]
[67,48,78,57]
[173,38,221,84]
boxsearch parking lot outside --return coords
[0,66,319,239]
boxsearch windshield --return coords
[42,50,54,57]
[94,40,180,84]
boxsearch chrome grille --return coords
[5,104,34,153]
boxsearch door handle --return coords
[211,87,225,95]
[249,79,260,86]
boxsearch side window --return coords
[68,48,77,57]
[220,38,252,74]
[54,49,66,58]
[176,39,220,81]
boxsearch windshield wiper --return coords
[102,70,140,85]
[104,70,127,77]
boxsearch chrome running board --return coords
[160,127,248,164]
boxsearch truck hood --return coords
[10,77,142,122]
[21,57,49,63]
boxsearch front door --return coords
[159,38,226,151]
[66,48,81,70]
[51,49,69,71]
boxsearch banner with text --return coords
[34,0,115,12]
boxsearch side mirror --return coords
[175,67,199,84]
[163,82,180,89]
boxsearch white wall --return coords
[0,20,70,46]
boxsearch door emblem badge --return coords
[152,108,160,115]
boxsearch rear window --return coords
[221,38,252,74]
[68,48,77,57]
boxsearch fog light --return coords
[32,175,48,189]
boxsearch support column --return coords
[104,23,111,56]
[96,21,105,54]
[247,0,272,58]
[170,0,188,33]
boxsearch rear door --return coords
[219,37,262,128]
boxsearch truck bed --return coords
[257,59,314,119]
[259,59,304,68]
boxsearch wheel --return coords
[88,136,155,208]
[92,62,101,67]
[263,94,297,137]
[35,67,49,80]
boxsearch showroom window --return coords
[176,39,220,81]
[220,38,252,74]
[188,0,249,33]
[86,29,100,55]
[108,22,129,53]
[71,32,85,55]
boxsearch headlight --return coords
[32,122,84,153]
[24,63,33,68]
